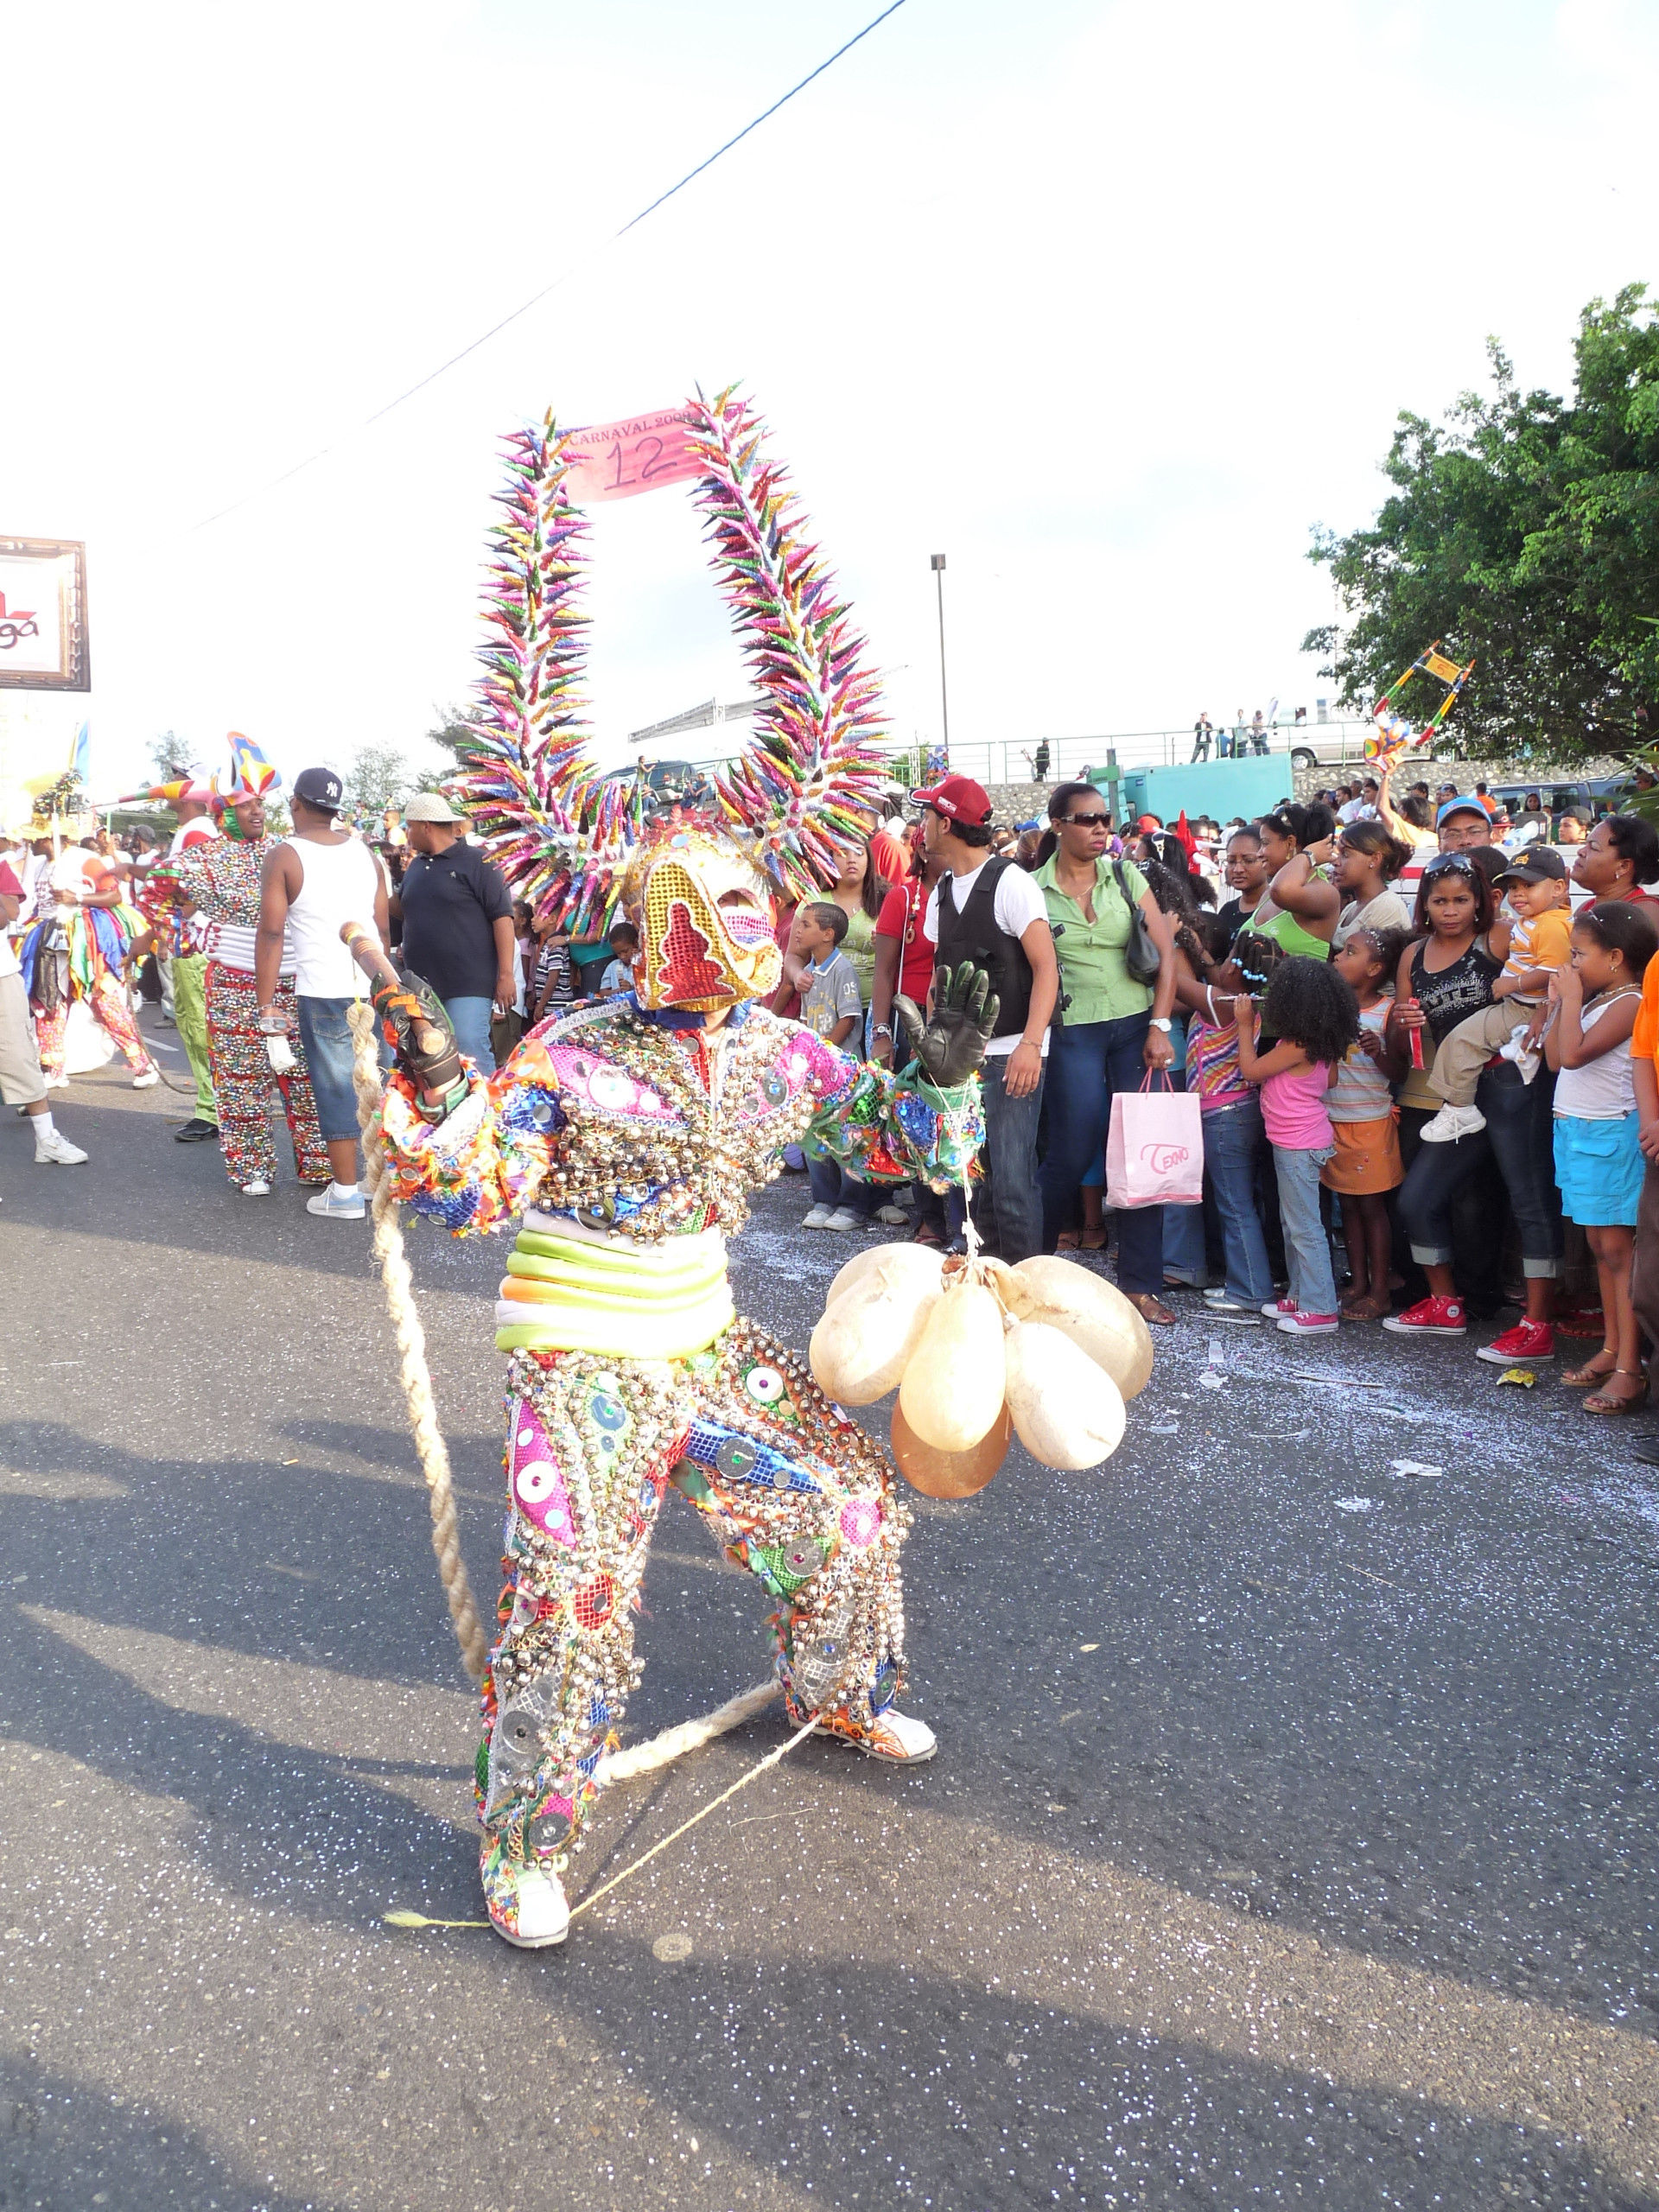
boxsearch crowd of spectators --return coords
[11,756,1659,1436]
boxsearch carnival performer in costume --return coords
[171,740,330,1197]
[365,392,995,1949]
[22,833,160,1088]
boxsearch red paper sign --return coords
[563,408,703,504]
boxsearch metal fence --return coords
[664,721,1390,789]
[918,722,1387,786]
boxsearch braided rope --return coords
[346,1001,491,1685]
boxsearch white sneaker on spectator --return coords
[131,1070,160,1090]
[823,1206,872,1231]
[801,1203,835,1230]
[306,1182,365,1219]
[34,1128,87,1165]
[1419,1103,1485,1143]
[874,1203,908,1225]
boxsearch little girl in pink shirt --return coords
[1235,956,1363,1336]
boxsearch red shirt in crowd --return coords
[875,878,936,1003]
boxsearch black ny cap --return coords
[293,766,344,811]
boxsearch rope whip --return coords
[338,936,815,1929]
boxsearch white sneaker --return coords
[1261,1296,1298,1319]
[480,1839,569,1948]
[306,1183,365,1219]
[1419,1103,1485,1143]
[131,1070,161,1090]
[241,1179,271,1198]
[861,1710,938,1763]
[801,1203,835,1230]
[824,1205,873,1231]
[874,1203,909,1225]
[34,1128,88,1166]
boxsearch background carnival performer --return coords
[21,830,160,1089]
[162,777,224,1141]
[173,742,329,1197]
[364,390,993,1950]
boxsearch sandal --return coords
[1056,1230,1082,1252]
[911,1224,946,1249]
[1583,1371,1650,1416]
[1561,1353,1618,1388]
[1125,1291,1178,1327]
[1080,1227,1107,1251]
[1342,1294,1390,1322]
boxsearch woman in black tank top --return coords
[1385,854,1563,1345]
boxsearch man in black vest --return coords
[916,775,1058,1264]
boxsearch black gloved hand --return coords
[372,963,465,1100]
[893,960,1000,1088]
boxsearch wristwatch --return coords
[871,1023,893,1039]
[1148,1016,1173,1032]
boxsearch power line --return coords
[188,0,911,534]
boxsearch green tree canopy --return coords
[1304,285,1659,763]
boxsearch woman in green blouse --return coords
[1232,802,1339,987]
[1033,783,1180,1325]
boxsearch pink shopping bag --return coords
[1105,1078,1205,1209]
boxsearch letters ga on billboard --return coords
[0,538,90,690]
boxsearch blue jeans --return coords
[296,995,365,1144]
[977,1051,1046,1266]
[1201,1096,1275,1305]
[1274,1143,1338,1314]
[1399,1063,1564,1276]
[808,1156,875,1217]
[444,995,497,1077]
[1039,1014,1162,1295]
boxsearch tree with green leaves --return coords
[1304,284,1658,764]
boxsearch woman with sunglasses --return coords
[1383,855,1560,1350]
[1033,782,1180,1325]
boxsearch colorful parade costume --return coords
[21,848,158,1085]
[176,834,329,1193]
[365,392,991,1948]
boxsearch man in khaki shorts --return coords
[0,853,87,1172]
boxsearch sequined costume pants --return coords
[206,964,330,1190]
[480,1320,909,1877]
[34,968,156,1079]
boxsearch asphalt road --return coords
[3,1016,1658,2212]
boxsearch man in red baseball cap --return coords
[908,773,995,830]
[912,776,1058,1262]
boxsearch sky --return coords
[3,0,1656,801]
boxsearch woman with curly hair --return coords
[1235,956,1361,1335]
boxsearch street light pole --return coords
[930,553,949,761]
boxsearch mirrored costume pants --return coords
[479,1320,909,1874]
[206,964,329,1190]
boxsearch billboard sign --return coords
[0,538,90,690]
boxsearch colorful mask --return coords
[624,830,780,1012]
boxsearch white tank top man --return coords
[255,766,391,1220]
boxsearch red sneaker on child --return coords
[1475,1319,1554,1364]
[1382,1295,1468,1338]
